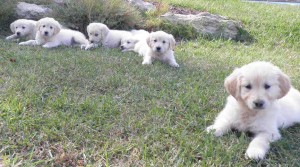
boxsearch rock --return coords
[125,0,156,12]
[161,12,248,41]
[16,2,52,20]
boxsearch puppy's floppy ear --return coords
[10,21,16,33]
[101,25,109,38]
[277,72,291,99]
[224,68,241,99]
[52,20,61,35]
[169,34,176,50]
[146,34,152,47]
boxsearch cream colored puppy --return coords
[142,31,179,67]
[206,61,300,160]
[6,19,37,41]
[120,29,149,53]
[84,23,131,50]
[19,17,89,48]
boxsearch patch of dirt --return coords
[168,6,204,15]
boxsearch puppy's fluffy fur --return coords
[142,31,179,67]
[207,61,300,160]
[6,19,37,41]
[120,29,149,54]
[19,17,89,48]
[84,23,131,50]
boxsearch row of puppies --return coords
[7,18,300,161]
[6,18,179,67]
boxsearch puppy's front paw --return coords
[19,42,26,45]
[170,63,180,68]
[80,44,86,50]
[142,61,152,65]
[42,44,52,48]
[6,36,12,40]
[206,125,224,137]
[245,146,266,160]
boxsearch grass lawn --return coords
[1,0,300,166]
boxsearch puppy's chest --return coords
[234,111,260,132]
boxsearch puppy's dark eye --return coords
[50,26,53,29]
[264,84,271,89]
[127,41,130,44]
[245,84,252,89]
[154,39,157,42]
[22,26,25,29]
[162,40,166,44]
[95,34,99,37]
[43,25,46,28]
[16,27,18,29]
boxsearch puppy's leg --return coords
[84,43,98,50]
[6,34,18,40]
[142,54,153,65]
[166,56,180,68]
[43,41,61,48]
[206,104,236,136]
[19,40,39,46]
[245,131,280,160]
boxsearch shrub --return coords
[52,0,144,33]
[0,0,18,33]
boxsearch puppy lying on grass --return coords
[19,17,89,48]
[207,61,300,160]
[6,19,37,41]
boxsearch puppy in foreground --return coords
[19,17,89,48]
[6,19,37,41]
[83,23,132,50]
[142,31,179,67]
[207,61,300,160]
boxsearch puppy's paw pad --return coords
[245,147,266,160]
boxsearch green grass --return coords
[1,0,300,166]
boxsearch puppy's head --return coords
[225,61,291,111]
[87,23,109,44]
[146,31,175,54]
[10,19,36,37]
[37,17,61,38]
[120,37,139,51]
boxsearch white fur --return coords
[19,17,89,48]
[6,19,37,41]
[120,29,149,53]
[84,23,132,50]
[206,61,300,160]
[142,31,179,67]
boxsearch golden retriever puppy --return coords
[83,23,132,50]
[206,61,300,160]
[142,31,179,67]
[19,17,89,48]
[120,29,149,53]
[6,19,37,41]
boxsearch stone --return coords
[16,2,53,20]
[126,0,156,12]
[161,12,248,41]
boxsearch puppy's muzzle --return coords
[16,32,21,36]
[156,47,161,52]
[120,45,125,50]
[253,100,265,109]
[44,31,49,36]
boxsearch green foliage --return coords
[52,0,144,32]
[0,0,17,32]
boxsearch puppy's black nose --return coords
[156,47,161,51]
[120,45,124,50]
[254,100,264,108]
[90,40,94,43]
[16,32,21,36]
[44,31,49,35]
